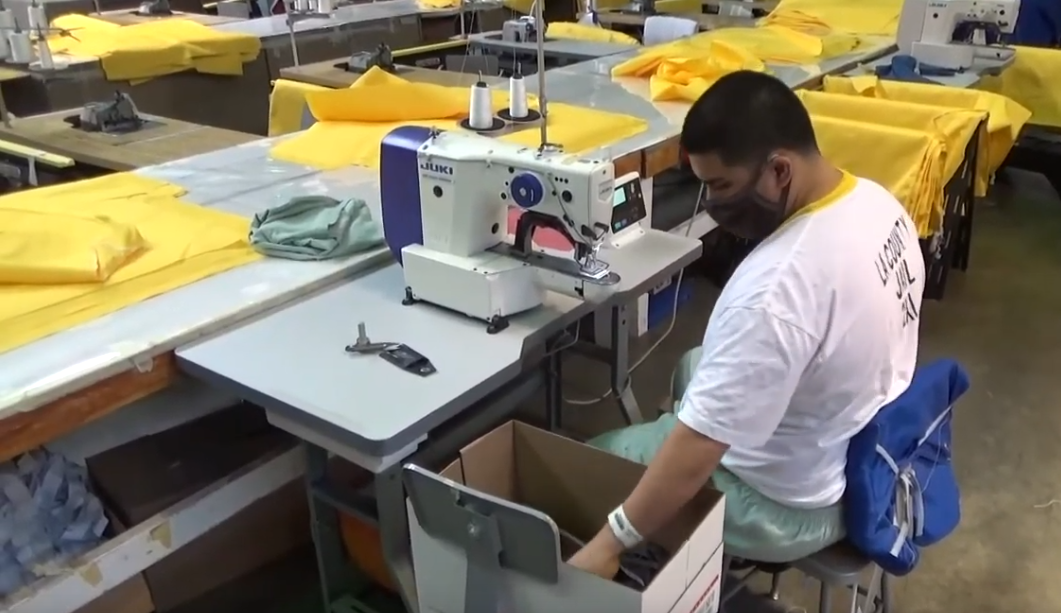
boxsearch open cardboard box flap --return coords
[411,421,725,613]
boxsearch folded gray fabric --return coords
[249,195,384,260]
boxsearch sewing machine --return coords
[380,126,620,333]
[72,92,143,134]
[896,0,1019,70]
[348,43,397,74]
[502,16,537,43]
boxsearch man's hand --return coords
[568,530,625,579]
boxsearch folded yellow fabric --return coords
[0,174,260,355]
[612,34,765,102]
[980,46,1061,129]
[271,67,648,169]
[822,75,1031,194]
[269,79,330,137]
[418,0,458,7]
[705,25,858,64]
[761,0,903,36]
[49,14,260,81]
[0,209,144,284]
[797,90,989,198]
[546,22,640,46]
[811,115,946,236]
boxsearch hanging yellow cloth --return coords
[821,75,1030,194]
[48,14,261,81]
[0,174,260,355]
[270,67,648,170]
[980,46,1061,129]
[269,79,330,136]
[760,0,903,36]
[546,22,640,46]
[797,90,989,197]
[811,116,946,236]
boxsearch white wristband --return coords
[607,505,643,549]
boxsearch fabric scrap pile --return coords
[48,14,261,81]
[0,450,108,597]
[610,25,860,103]
[249,196,384,260]
[797,78,1031,237]
[0,174,260,354]
[269,67,648,170]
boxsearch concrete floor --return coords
[189,171,1061,613]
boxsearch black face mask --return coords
[703,165,792,241]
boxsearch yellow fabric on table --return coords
[0,174,260,355]
[797,90,989,198]
[546,22,640,46]
[980,46,1061,129]
[761,0,903,36]
[612,35,765,102]
[821,75,1030,194]
[811,116,946,236]
[270,67,648,170]
[0,210,144,284]
[418,0,458,7]
[705,25,858,64]
[48,14,260,81]
[269,79,330,136]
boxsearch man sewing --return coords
[569,71,926,577]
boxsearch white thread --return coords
[9,32,33,64]
[0,11,14,60]
[316,0,333,12]
[27,6,45,34]
[1034,499,1061,509]
[507,74,528,119]
[32,35,55,69]
[467,81,492,130]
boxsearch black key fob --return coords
[379,344,436,377]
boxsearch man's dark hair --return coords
[680,71,818,167]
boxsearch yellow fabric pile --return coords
[269,79,330,136]
[270,68,648,170]
[48,14,261,81]
[798,90,987,236]
[980,46,1061,129]
[822,75,1031,195]
[0,174,260,355]
[610,25,859,102]
[546,22,640,46]
[761,0,903,36]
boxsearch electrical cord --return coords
[564,182,706,406]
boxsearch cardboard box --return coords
[87,405,310,612]
[408,421,725,613]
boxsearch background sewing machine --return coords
[896,0,1020,70]
[380,126,621,333]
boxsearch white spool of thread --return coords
[507,74,528,119]
[0,11,14,60]
[467,81,493,130]
[294,0,310,11]
[27,6,46,34]
[316,0,333,12]
[9,32,34,64]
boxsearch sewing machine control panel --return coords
[611,173,647,234]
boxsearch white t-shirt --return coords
[677,173,924,509]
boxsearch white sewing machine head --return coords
[379,127,620,331]
[896,0,1019,70]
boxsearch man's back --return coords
[696,174,924,509]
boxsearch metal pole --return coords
[533,0,549,149]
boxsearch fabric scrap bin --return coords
[820,75,1031,195]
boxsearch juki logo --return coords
[420,161,454,175]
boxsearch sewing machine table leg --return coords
[610,304,644,425]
